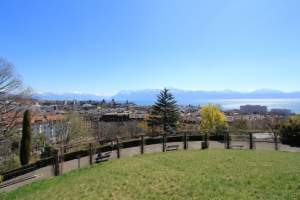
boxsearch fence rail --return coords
[0,166,36,188]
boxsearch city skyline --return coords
[1,1,300,94]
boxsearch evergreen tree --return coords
[149,88,180,133]
[20,110,32,166]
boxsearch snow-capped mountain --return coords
[112,88,300,100]
[250,88,285,94]
[33,89,300,101]
[33,91,114,101]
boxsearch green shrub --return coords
[40,146,52,159]
[0,157,21,174]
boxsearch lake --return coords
[130,98,300,114]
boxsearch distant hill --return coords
[33,89,300,101]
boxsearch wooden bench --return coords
[95,153,111,163]
[166,145,179,151]
[230,144,244,149]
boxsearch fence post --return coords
[205,132,209,149]
[141,135,144,154]
[162,134,166,152]
[226,132,230,149]
[184,133,187,149]
[117,137,120,158]
[89,143,92,165]
[249,132,253,149]
[53,148,59,176]
[274,129,278,150]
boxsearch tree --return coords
[260,114,287,150]
[139,115,162,137]
[0,133,21,161]
[198,103,228,132]
[277,115,300,144]
[43,101,52,106]
[149,88,180,133]
[33,132,47,150]
[125,120,144,137]
[278,114,300,133]
[230,117,249,132]
[20,110,32,165]
[55,111,86,153]
[92,121,113,142]
[0,57,32,141]
[260,115,286,132]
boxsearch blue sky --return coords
[1,0,300,95]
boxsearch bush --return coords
[0,157,22,174]
[34,157,53,168]
[63,149,90,161]
[41,146,52,159]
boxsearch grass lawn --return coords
[0,149,300,199]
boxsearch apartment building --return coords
[240,105,267,115]
[270,108,291,116]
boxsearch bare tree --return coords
[260,115,287,150]
[229,117,249,133]
[260,115,286,132]
[55,111,86,153]
[92,121,112,142]
[110,122,130,140]
[125,120,144,138]
[92,119,144,143]
[0,57,32,141]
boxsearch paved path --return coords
[1,141,299,193]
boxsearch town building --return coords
[270,108,291,116]
[240,105,267,115]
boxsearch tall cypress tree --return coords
[149,88,180,133]
[20,110,32,166]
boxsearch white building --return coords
[30,103,57,111]
[240,105,267,115]
[270,108,291,116]
[31,121,58,143]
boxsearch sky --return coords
[1,0,300,95]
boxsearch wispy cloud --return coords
[196,49,204,54]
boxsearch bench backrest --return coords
[97,154,110,159]
[167,145,179,148]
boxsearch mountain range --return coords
[33,88,300,101]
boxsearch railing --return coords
[0,166,36,188]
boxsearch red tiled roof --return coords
[0,115,65,126]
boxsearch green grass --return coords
[1,149,300,199]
